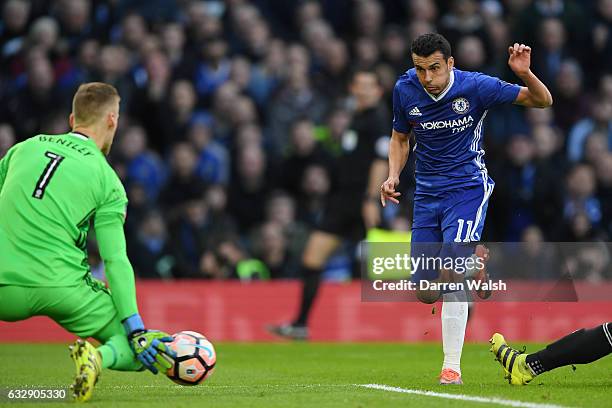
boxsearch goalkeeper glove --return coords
[123,314,176,374]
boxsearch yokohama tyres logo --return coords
[420,115,474,130]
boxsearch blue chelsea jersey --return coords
[392,68,521,196]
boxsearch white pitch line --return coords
[96,383,570,408]
[104,384,354,390]
[359,384,571,408]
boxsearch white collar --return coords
[424,69,455,102]
[69,132,89,141]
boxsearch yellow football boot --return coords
[69,339,102,402]
[489,333,535,385]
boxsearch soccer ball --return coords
[165,331,216,386]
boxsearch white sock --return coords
[441,291,468,375]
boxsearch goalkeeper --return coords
[0,83,175,402]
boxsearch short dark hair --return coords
[411,33,452,61]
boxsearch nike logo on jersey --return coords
[409,107,422,116]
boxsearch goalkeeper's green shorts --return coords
[0,275,120,339]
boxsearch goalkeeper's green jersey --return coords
[0,132,128,287]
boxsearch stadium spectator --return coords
[159,142,207,214]
[188,36,231,103]
[5,55,61,138]
[128,210,176,279]
[263,191,309,277]
[54,0,94,54]
[251,221,294,279]
[440,0,491,56]
[532,125,566,233]
[0,124,15,159]
[26,17,60,56]
[552,60,589,132]
[115,125,166,202]
[57,39,99,92]
[281,118,331,198]
[161,22,186,70]
[486,225,559,280]
[490,134,538,240]
[315,107,351,156]
[119,13,148,53]
[267,44,327,154]
[211,81,239,141]
[353,37,380,70]
[563,164,603,231]
[248,38,285,107]
[408,0,438,24]
[313,39,350,99]
[532,124,563,163]
[184,1,223,46]
[204,185,237,238]
[188,119,229,185]
[229,95,258,130]
[41,111,71,134]
[233,122,264,152]
[532,18,571,89]
[301,18,335,66]
[130,51,174,152]
[587,0,612,83]
[97,45,132,109]
[454,35,491,74]
[513,0,588,58]
[229,56,252,96]
[299,164,331,226]
[381,26,409,76]
[595,153,612,236]
[353,0,385,38]
[584,131,609,167]
[567,98,612,162]
[228,145,275,233]
[168,198,211,278]
[124,183,153,240]
[294,0,323,39]
[0,0,30,55]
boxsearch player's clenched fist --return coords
[380,176,401,207]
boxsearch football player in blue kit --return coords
[380,33,553,384]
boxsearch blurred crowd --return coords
[1,0,612,281]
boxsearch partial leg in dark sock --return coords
[294,266,322,326]
[526,322,612,375]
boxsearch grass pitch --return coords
[0,342,610,407]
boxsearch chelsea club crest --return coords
[451,97,469,114]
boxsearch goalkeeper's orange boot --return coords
[69,339,101,402]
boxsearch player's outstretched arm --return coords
[508,43,553,108]
[95,215,176,374]
[380,129,409,207]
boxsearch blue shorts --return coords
[410,179,494,283]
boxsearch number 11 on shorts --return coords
[454,218,474,243]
